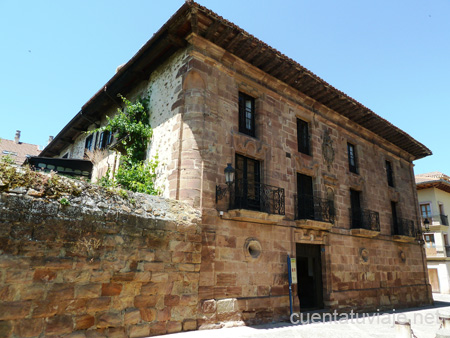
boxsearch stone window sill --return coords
[295,219,333,231]
[222,209,285,224]
[350,228,380,238]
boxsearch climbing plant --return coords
[92,94,159,195]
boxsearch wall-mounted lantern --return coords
[423,218,430,232]
[216,163,235,203]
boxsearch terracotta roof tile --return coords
[0,138,41,165]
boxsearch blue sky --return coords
[0,0,449,175]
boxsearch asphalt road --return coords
[163,294,450,338]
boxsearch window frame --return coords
[99,130,113,150]
[347,142,358,174]
[85,134,94,151]
[420,203,432,219]
[234,153,261,211]
[386,160,394,187]
[238,92,256,137]
[297,118,310,155]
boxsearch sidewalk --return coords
[163,294,450,338]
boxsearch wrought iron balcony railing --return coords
[294,194,335,223]
[392,218,417,237]
[421,214,449,226]
[349,208,380,231]
[232,179,285,215]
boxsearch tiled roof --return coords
[0,138,41,165]
[415,172,450,193]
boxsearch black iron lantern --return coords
[224,163,235,185]
[424,218,430,232]
[216,163,235,204]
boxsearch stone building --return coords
[40,1,432,326]
[416,172,450,294]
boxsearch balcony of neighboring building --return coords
[294,194,335,231]
[349,208,380,238]
[421,214,449,232]
[424,233,450,259]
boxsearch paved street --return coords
[163,294,450,338]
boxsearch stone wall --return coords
[0,166,201,337]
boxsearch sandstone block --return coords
[129,324,150,338]
[96,312,123,328]
[134,295,157,308]
[101,283,123,297]
[75,314,95,330]
[164,295,180,306]
[33,269,57,282]
[217,298,236,314]
[140,308,157,322]
[76,283,102,299]
[149,322,166,335]
[47,283,74,301]
[106,327,127,338]
[166,321,182,333]
[183,319,197,331]
[0,300,32,320]
[86,297,111,313]
[14,318,44,338]
[46,315,74,335]
[0,321,13,338]
[124,308,141,325]
[157,307,171,322]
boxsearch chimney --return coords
[14,130,21,144]
[48,136,54,145]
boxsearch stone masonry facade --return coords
[39,1,432,332]
[0,167,201,337]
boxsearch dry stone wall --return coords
[0,166,201,338]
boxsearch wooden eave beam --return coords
[252,50,270,67]
[204,20,221,40]
[245,44,263,62]
[189,9,199,34]
[167,32,187,48]
[213,26,233,46]
[226,33,245,52]
[280,67,298,83]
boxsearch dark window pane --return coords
[386,160,394,187]
[239,92,255,137]
[348,143,357,174]
[297,119,310,155]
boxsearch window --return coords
[297,173,314,219]
[386,160,394,187]
[2,150,17,156]
[62,153,69,159]
[424,234,435,248]
[239,92,255,137]
[99,131,113,149]
[350,189,362,228]
[347,143,357,174]
[234,154,260,210]
[297,118,310,155]
[420,203,431,220]
[85,134,94,151]
[391,201,398,235]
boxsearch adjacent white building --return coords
[416,172,450,293]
